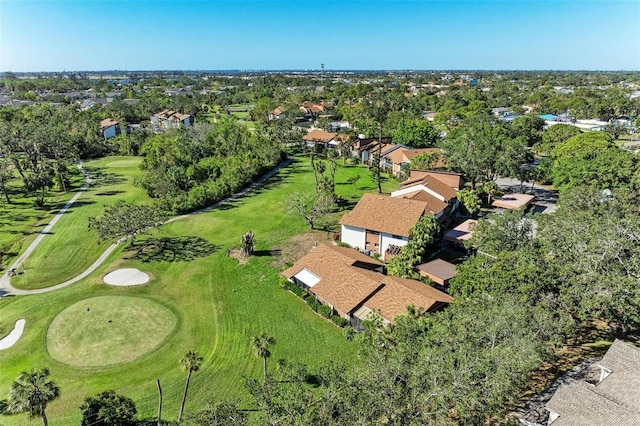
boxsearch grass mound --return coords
[46,296,177,367]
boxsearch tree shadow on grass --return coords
[126,236,219,263]
[85,168,127,188]
[252,249,282,257]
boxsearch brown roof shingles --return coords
[401,190,448,215]
[363,274,453,321]
[303,129,337,143]
[339,193,428,237]
[100,118,118,129]
[399,175,457,202]
[416,259,457,281]
[282,243,451,322]
[281,244,384,315]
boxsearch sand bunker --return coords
[103,268,149,286]
[0,319,26,350]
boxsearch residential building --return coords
[491,193,535,210]
[282,243,452,329]
[302,129,338,150]
[545,339,640,425]
[443,219,477,245]
[100,118,119,139]
[402,169,464,190]
[151,110,194,132]
[339,193,431,259]
[416,259,457,287]
[392,172,460,221]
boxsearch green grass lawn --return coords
[0,155,395,425]
[47,295,177,367]
[0,168,86,271]
[11,157,149,289]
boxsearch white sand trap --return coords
[103,268,149,286]
[0,319,26,350]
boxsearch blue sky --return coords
[1,0,639,71]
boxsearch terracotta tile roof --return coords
[399,190,448,215]
[416,259,457,281]
[363,274,452,321]
[339,193,428,237]
[100,118,118,129]
[271,107,285,116]
[303,129,337,143]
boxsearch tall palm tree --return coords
[6,367,60,426]
[178,350,203,423]
[251,333,275,381]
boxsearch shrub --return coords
[318,305,332,318]
[343,326,355,340]
[331,316,348,328]
[290,285,305,298]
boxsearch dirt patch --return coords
[270,232,331,268]
[228,247,250,265]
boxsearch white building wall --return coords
[391,185,445,201]
[103,125,117,139]
[341,225,366,251]
[380,233,409,259]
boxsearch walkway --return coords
[0,158,292,296]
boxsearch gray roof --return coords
[547,381,639,426]
[599,338,640,372]
[546,340,640,425]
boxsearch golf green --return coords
[46,296,177,367]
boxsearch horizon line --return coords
[2,68,639,74]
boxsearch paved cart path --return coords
[0,158,291,297]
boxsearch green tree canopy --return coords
[6,367,60,426]
[391,118,440,148]
[79,390,137,426]
[88,201,167,241]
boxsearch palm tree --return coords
[178,350,203,423]
[251,333,275,381]
[6,367,60,426]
